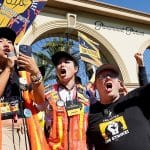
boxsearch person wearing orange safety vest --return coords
[39,51,90,150]
[0,27,49,150]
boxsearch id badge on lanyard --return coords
[65,100,82,116]
[58,85,82,116]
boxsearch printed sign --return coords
[78,31,101,67]
[0,0,47,43]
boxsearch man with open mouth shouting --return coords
[87,63,150,150]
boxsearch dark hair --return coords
[51,51,78,67]
[0,27,16,43]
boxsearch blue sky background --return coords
[97,0,150,14]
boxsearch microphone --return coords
[7,51,16,57]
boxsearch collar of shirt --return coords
[58,86,76,104]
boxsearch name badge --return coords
[66,100,82,116]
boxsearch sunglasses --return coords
[97,72,118,80]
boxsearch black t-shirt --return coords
[3,69,20,98]
[0,68,24,119]
[87,84,150,150]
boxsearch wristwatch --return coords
[30,72,43,84]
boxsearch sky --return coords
[97,0,150,14]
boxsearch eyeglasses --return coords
[97,72,118,80]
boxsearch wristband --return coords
[30,72,43,84]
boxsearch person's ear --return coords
[119,80,122,85]
[75,66,79,73]
[120,80,125,87]
[119,80,128,94]
[119,80,124,88]
[92,81,96,90]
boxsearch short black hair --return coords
[0,27,16,43]
[51,51,78,67]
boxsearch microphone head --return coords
[7,51,16,57]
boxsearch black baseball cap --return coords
[51,51,78,67]
[95,64,120,79]
[0,27,16,43]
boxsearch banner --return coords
[0,0,47,43]
[78,31,101,67]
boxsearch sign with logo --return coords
[0,0,47,43]
[99,116,129,143]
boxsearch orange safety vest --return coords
[0,71,50,150]
[45,84,89,150]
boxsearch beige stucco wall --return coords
[19,1,150,91]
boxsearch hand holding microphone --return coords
[6,51,17,71]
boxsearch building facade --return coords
[19,0,150,90]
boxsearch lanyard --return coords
[58,85,77,104]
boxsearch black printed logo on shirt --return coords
[99,116,129,143]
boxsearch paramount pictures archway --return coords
[19,0,150,91]
[20,21,128,85]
